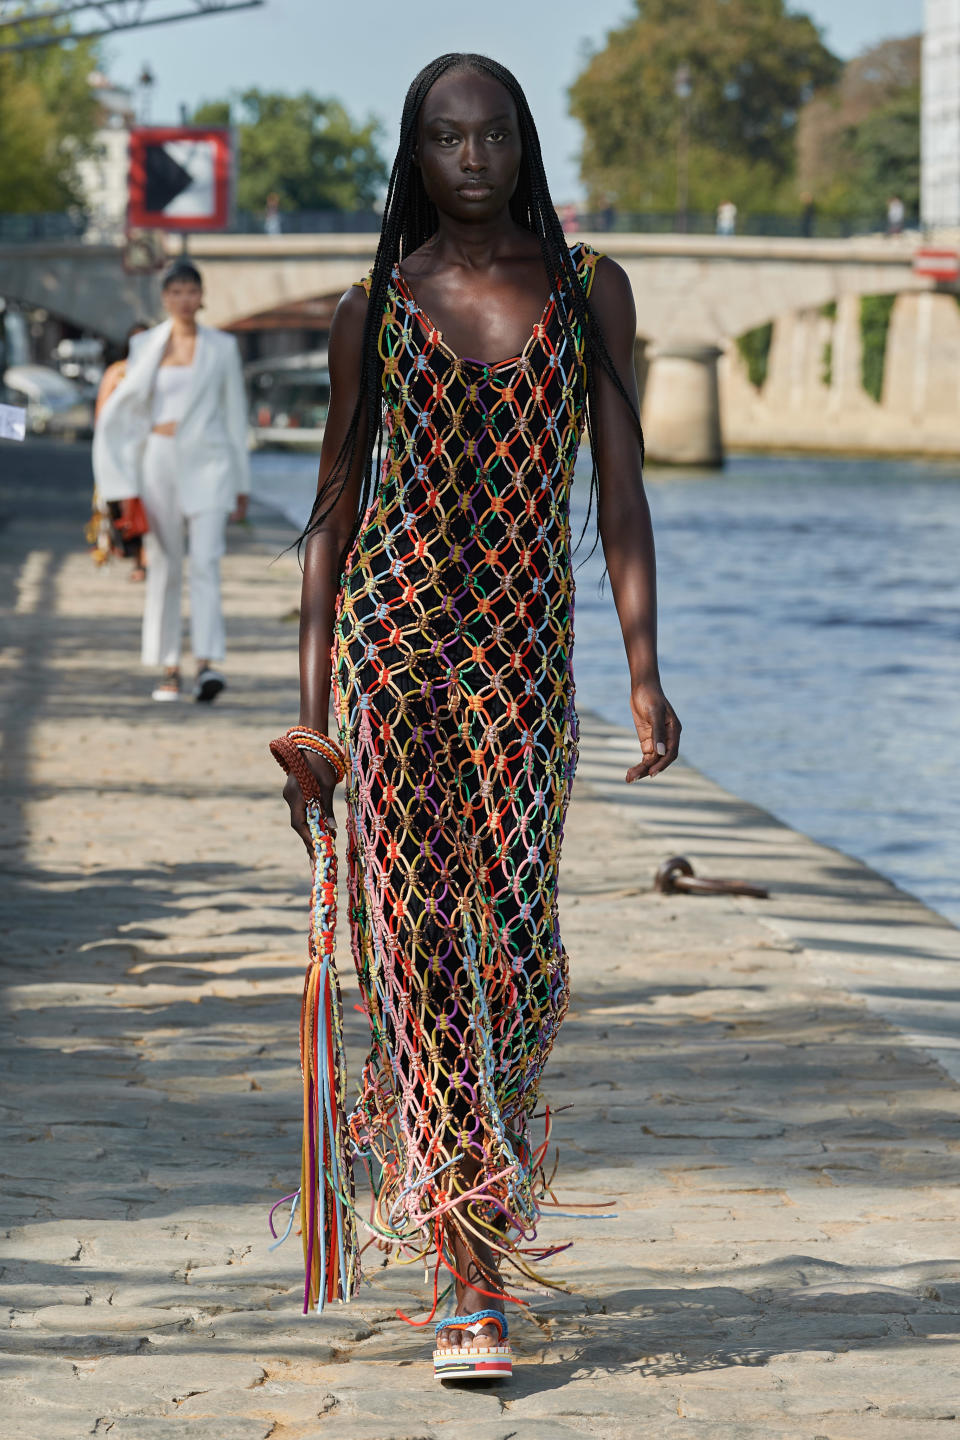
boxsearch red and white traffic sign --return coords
[128,126,232,232]
[913,248,960,282]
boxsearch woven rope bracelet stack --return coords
[285,726,348,784]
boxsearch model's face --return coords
[416,70,522,223]
[162,280,203,321]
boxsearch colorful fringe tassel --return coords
[269,735,359,1312]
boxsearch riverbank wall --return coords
[721,290,960,457]
[2,439,960,1438]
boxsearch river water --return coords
[251,449,960,930]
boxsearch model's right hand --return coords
[627,679,682,781]
[283,749,338,859]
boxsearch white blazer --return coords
[93,320,250,516]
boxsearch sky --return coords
[104,0,926,203]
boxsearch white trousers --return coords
[141,434,228,668]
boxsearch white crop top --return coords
[151,364,194,426]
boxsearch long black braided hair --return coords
[301,51,643,557]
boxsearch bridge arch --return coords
[2,230,945,461]
[185,233,932,349]
[0,243,159,342]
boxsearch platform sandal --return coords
[433,1309,512,1381]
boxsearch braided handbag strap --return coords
[269,733,325,807]
[269,732,356,1311]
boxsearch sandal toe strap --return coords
[435,1309,508,1342]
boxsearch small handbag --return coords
[113,496,150,542]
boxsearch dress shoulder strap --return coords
[570,241,603,301]
[354,268,373,298]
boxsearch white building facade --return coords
[76,74,136,240]
[922,0,960,229]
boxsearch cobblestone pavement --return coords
[2,443,960,1439]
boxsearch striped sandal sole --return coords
[433,1311,511,1380]
[433,1344,512,1380]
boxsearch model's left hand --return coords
[627,680,682,781]
[230,494,249,523]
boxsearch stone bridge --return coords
[0,231,941,462]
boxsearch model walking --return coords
[93,261,250,703]
[281,53,680,1379]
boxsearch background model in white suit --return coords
[93,305,250,701]
[93,318,250,515]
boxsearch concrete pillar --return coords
[885,290,960,430]
[641,343,724,467]
[827,293,865,416]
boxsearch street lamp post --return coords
[674,63,692,234]
[137,64,155,125]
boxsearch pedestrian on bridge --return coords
[278,51,680,1382]
[716,199,737,236]
[92,260,249,703]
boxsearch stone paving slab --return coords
[2,443,960,1439]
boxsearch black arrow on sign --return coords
[144,144,193,213]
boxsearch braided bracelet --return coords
[286,726,347,783]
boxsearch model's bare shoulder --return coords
[327,285,369,381]
[337,281,370,319]
[332,283,369,337]
[588,256,637,340]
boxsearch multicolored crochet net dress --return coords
[331,241,601,1316]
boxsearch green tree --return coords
[0,21,100,210]
[193,89,387,213]
[796,37,919,221]
[851,87,920,218]
[569,0,839,214]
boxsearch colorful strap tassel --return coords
[269,733,359,1312]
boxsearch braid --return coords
[300,52,643,561]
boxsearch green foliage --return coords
[0,19,100,210]
[859,294,897,402]
[819,299,835,387]
[569,0,839,212]
[849,85,920,217]
[193,89,387,212]
[796,38,919,221]
[736,322,774,390]
[195,99,230,127]
[820,340,833,388]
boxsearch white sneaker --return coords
[151,674,181,702]
[194,667,226,704]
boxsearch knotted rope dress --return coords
[331,241,601,1313]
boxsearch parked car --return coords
[54,337,106,400]
[3,364,94,439]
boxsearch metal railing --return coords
[231,207,909,239]
[571,209,915,239]
[232,209,383,234]
[0,208,918,243]
[0,211,88,241]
